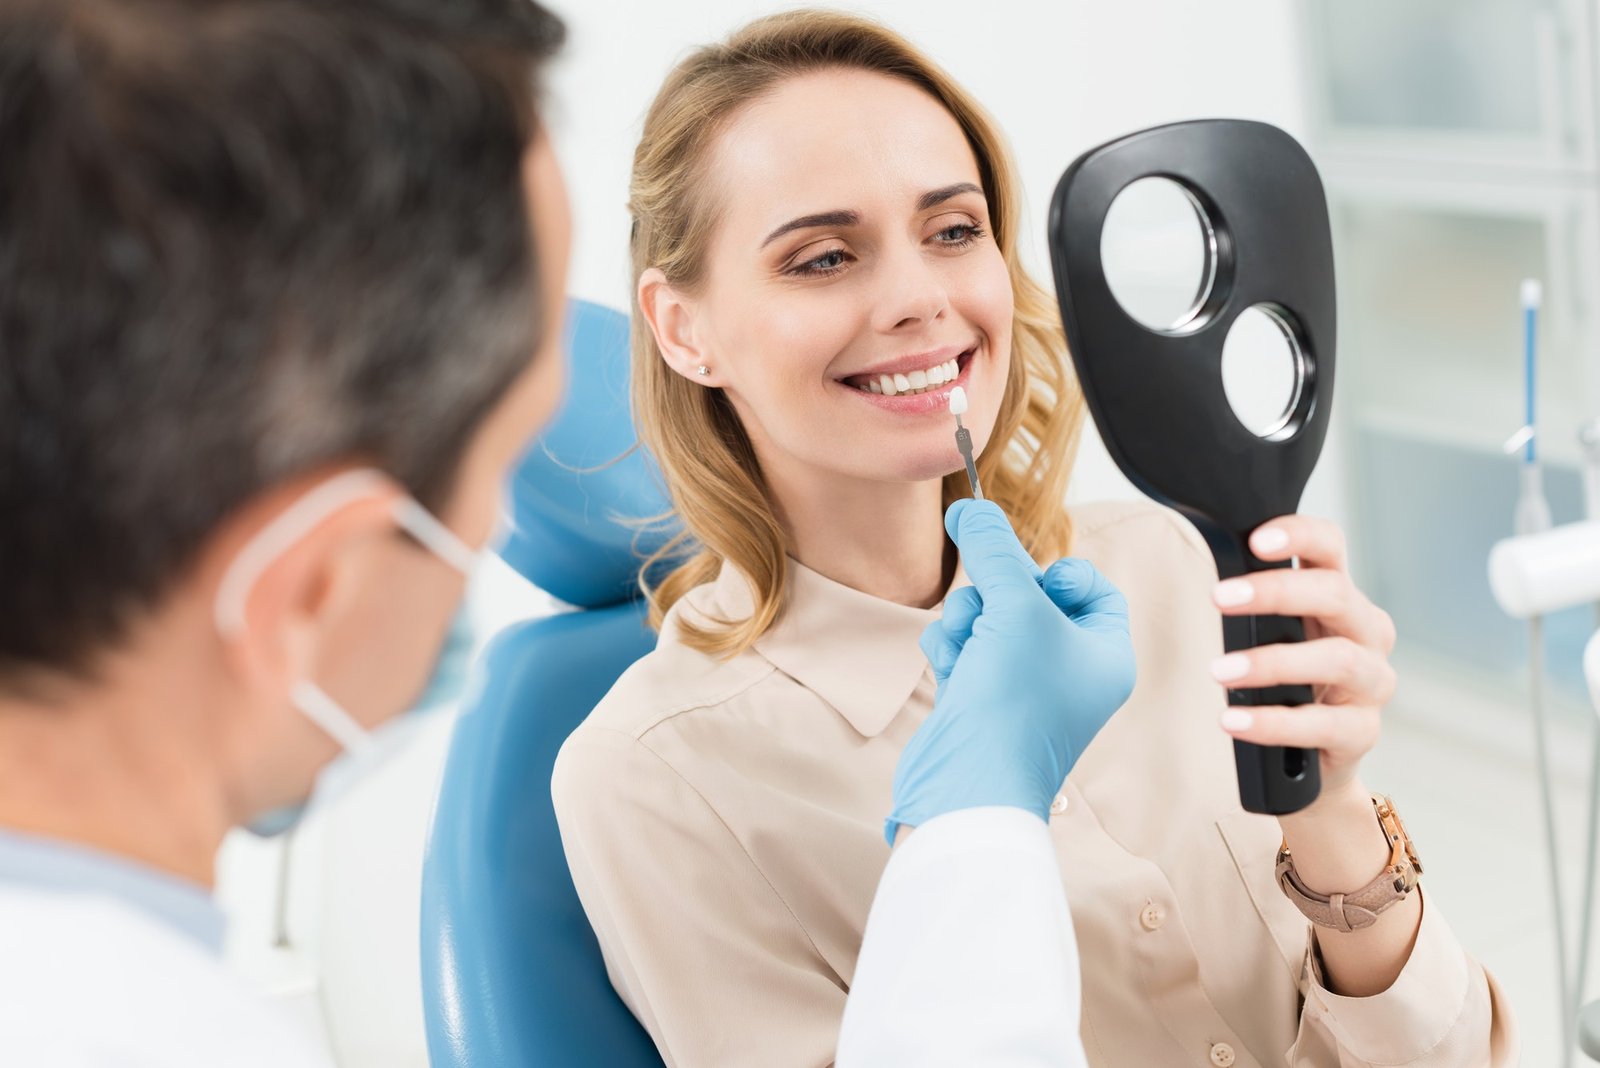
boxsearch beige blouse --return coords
[552,499,1516,1067]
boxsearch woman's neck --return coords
[766,466,953,609]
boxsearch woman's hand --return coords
[1208,515,1397,803]
[1211,517,1427,996]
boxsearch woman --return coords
[552,11,1514,1066]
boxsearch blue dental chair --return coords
[420,300,673,1067]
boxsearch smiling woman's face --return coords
[652,67,1013,492]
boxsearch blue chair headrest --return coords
[499,300,676,608]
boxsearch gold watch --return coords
[1275,793,1423,933]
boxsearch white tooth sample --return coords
[927,364,945,385]
[879,374,896,395]
[949,385,969,415]
[908,369,928,389]
[867,379,882,394]
[893,373,911,393]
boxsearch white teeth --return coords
[854,354,968,396]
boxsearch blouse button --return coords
[1209,1042,1236,1067]
[1049,794,1070,816]
[1139,903,1166,931]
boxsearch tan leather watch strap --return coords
[1275,794,1423,933]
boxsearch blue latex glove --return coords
[885,499,1137,844]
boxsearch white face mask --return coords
[212,469,483,837]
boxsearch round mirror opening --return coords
[1220,304,1307,439]
[1100,176,1217,333]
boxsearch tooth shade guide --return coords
[950,385,983,499]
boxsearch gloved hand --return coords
[885,498,1137,844]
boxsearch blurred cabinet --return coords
[1298,0,1600,713]
[1305,0,1596,174]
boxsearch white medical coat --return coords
[0,809,1082,1068]
[0,831,334,1068]
[839,806,1089,1067]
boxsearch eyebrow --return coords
[758,182,985,249]
[917,181,983,211]
[760,210,859,249]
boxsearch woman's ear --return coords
[638,267,721,386]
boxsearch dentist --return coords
[0,1,1132,1066]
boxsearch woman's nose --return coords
[872,242,950,333]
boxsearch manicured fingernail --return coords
[1220,710,1254,732]
[1252,526,1289,553]
[1211,653,1250,681]
[1214,579,1254,607]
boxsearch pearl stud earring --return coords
[695,365,710,377]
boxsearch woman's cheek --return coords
[967,253,1014,452]
[763,291,860,376]
[959,247,1013,327]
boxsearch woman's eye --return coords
[790,248,850,276]
[935,223,984,246]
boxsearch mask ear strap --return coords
[291,679,375,755]
[392,497,478,575]
[212,468,477,756]
[214,469,393,638]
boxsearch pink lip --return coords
[840,345,978,415]
[838,342,975,385]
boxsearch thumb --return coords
[946,499,1043,611]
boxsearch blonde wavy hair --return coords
[631,8,1086,656]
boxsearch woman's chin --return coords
[850,445,971,487]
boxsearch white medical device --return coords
[1490,520,1600,619]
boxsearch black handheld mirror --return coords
[1047,119,1334,815]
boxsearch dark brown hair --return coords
[0,0,564,687]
